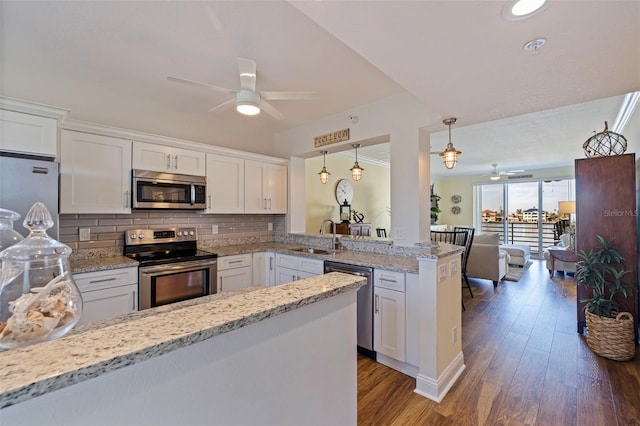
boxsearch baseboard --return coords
[376,353,419,378]
[414,351,465,403]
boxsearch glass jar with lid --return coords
[0,202,82,349]
[0,208,24,252]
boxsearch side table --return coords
[548,248,579,278]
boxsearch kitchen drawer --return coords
[374,269,405,292]
[218,254,252,270]
[276,254,300,270]
[74,267,138,293]
[298,257,324,275]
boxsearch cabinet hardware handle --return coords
[228,260,243,264]
[89,277,118,284]
[269,257,273,271]
[174,155,178,170]
[268,198,272,210]
[375,294,380,314]
[264,198,268,210]
[132,290,137,311]
[219,276,223,292]
[380,277,398,283]
[208,195,212,209]
[167,154,171,169]
[293,274,297,281]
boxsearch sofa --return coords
[543,233,576,275]
[466,233,509,287]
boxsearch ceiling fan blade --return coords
[259,99,284,120]
[167,76,235,94]
[207,97,236,113]
[237,57,256,92]
[261,91,319,101]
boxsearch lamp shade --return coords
[558,201,576,214]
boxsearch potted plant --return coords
[430,184,441,224]
[575,235,636,361]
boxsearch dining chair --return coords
[376,228,387,237]
[453,226,475,299]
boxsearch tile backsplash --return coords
[59,211,286,251]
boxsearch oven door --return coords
[139,259,217,310]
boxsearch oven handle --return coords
[140,259,217,275]
[190,184,196,206]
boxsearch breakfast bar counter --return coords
[0,272,365,424]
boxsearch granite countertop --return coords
[0,273,365,409]
[68,241,463,275]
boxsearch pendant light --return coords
[318,150,331,184]
[439,117,462,169]
[350,143,364,181]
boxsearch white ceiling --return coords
[1,1,639,176]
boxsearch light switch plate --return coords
[439,264,448,282]
[268,223,273,231]
[211,225,219,234]
[79,228,91,241]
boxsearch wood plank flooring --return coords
[358,259,640,425]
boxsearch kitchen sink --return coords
[292,247,332,255]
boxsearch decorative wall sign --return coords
[451,194,461,204]
[314,128,350,148]
[451,206,461,215]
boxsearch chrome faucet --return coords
[320,219,339,250]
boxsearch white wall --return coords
[275,92,440,245]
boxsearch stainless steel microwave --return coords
[132,169,206,209]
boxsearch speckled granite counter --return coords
[0,273,365,409]
[70,255,138,274]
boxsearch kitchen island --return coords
[0,273,365,425]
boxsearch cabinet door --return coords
[60,130,132,214]
[77,284,137,326]
[0,110,57,157]
[173,147,206,176]
[132,141,173,172]
[252,252,275,287]
[218,266,252,292]
[267,163,287,213]
[206,154,245,213]
[244,160,268,213]
[275,266,298,286]
[374,287,406,362]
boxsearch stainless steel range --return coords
[124,227,217,310]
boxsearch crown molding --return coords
[0,97,69,122]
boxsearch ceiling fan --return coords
[167,57,318,120]
[488,163,525,180]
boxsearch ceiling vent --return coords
[507,174,534,180]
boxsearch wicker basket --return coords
[585,308,635,361]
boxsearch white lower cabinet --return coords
[74,267,138,326]
[253,252,275,287]
[274,254,324,286]
[217,254,252,292]
[373,269,406,362]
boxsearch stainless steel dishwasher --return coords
[324,261,375,359]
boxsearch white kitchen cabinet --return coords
[274,253,323,286]
[244,161,287,214]
[253,252,275,287]
[74,267,138,326]
[374,269,406,362]
[132,141,206,176]
[217,254,252,292]
[60,130,132,214]
[0,109,57,157]
[205,154,245,213]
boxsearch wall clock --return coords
[335,179,354,204]
[451,195,462,204]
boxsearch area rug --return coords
[503,261,531,282]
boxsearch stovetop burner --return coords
[123,227,217,267]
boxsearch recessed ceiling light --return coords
[502,0,550,21]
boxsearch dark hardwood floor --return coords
[358,259,640,425]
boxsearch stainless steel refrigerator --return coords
[0,155,59,240]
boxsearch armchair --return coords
[466,233,509,287]
[543,233,576,274]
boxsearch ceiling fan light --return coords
[236,102,260,116]
[490,173,501,181]
[236,89,261,116]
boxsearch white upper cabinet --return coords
[60,130,132,214]
[245,161,287,214]
[132,141,205,176]
[205,154,245,213]
[0,109,57,157]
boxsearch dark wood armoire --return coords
[575,153,638,342]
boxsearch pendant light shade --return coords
[350,143,364,181]
[439,117,462,169]
[318,150,331,184]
